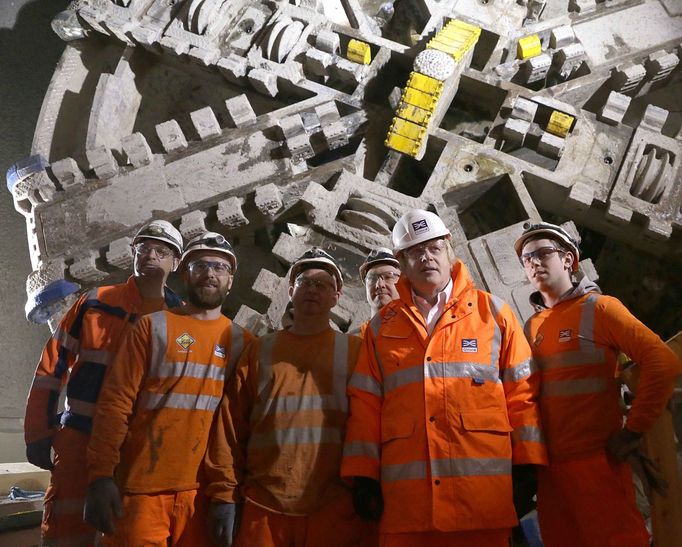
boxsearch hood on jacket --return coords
[529,272,601,312]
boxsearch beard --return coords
[187,282,229,309]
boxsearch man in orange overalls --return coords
[24,220,184,547]
[84,231,253,546]
[514,221,682,547]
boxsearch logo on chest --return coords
[214,344,226,359]
[558,329,572,343]
[176,332,195,351]
[461,339,478,353]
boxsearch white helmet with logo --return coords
[289,247,343,289]
[391,209,451,253]
[514,221,580,271]
[133,220,183,256]
[181,231,237,272]
[359,247,400,282]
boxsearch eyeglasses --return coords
[133,242,175,259]
[294,277,336,291]
[187,260,233,276]
[404,239,447,260]
[520,247,564,267]
[365,272,400,286]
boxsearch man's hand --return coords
[352,476,383,521]
[208,502,239,546]
[83,477,122,535]
[26,437,54,470]
[606,427,642,461]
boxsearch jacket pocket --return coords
[460,412,513,434]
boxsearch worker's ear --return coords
[563,251,575,271]
[288,284,294,301]
[172,257,181,272]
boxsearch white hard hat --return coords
[359,247,400,282]
[181,231,237,272]
[133,220,183,256]
[514,221,580,271]
[391,209,451,253]
[289,247,343,289]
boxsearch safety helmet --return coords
[391,209,451,253]
[133,220,183,256]
[359,247,400,282]
[289,247,343,289]
[514,221,580,271]
[181,231,237,272]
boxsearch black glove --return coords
[607,427,642,462]
[83,477,122,535]
[512,464,538,520]
[352,476,383,521]
[208,502,240,546]
[26,437,54,470]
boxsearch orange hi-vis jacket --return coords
[25,277,182,443]
[525,275,682,461]
[205,328,362,515]
[87,309,253,493]
[341,260,547,534]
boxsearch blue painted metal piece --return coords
[25,279,80,324]
[6,155,49,193]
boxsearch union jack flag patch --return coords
[461,339,478,353]
[411,219,429,235]
[558,329,572,342]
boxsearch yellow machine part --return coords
[406,72,444,96]
[389,117,426,141]
[546,111,575,137]
[396,102,432,125]
[385,132,422,157]
[401,87,438,111]
[346,39,372,64]
[517,34,542,59]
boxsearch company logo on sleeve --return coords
[176,332,195,351]
[558,329,572,342]
[411,219,429,235]
[214,344,226,358]
[461,339,478,353]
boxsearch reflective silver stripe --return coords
[227,324,244,378]
[65,398,96,417]
[86,288,98,300]
[382,461,426,482]
[426,362,500,383]
[256,333,277,397]
[343,440,380,460]
[333,332,349,412]
[502,359,534,383]
[489,294,505,320]
[369,313,382,337]
[52,497,85,515]
[139,391,221,411]
[148,312,168,379]
[542,377,610,397]
[348,372,382,397]
[79,348,113,366]
[537,294,605,370]
[33,375,62,391]
[385,366,423,392]
[249,427,342,447]
[151,361,225,381]
[53,326,79,353]
[489,294,504,369]
[431,457,511,477]
[512,425,545,444]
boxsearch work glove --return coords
[629,451,669,498]
[606,427,642,462]
[352,476,383,521]
[208,502,240,546]
[26,437,54,470]
[83,477,122,535]
[512,464,538,520]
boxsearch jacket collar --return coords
[529,272,602,312]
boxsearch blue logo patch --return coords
[411,219,429,235]
[462,339,478,353]
[214,344,226,358]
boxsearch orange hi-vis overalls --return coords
[24,277,181,547]
[341,260,547,545]
[87,309,253,546]
[204,328,377,547]
[525,275,682,547]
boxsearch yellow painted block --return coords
[546,111,575,137]
[397,102,433,125]
[407,72,444,96]
[385,132,421,156]
[427,39,459,57]
[402,87,437,111]
[517,34,542,59]
[346,39,372,64]
[390,117,426,141]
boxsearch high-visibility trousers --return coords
[42,427,100,547]
[234,491,378,547]
[537,452,649,547]
[379,528,511,547]
[102,489,210,547]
